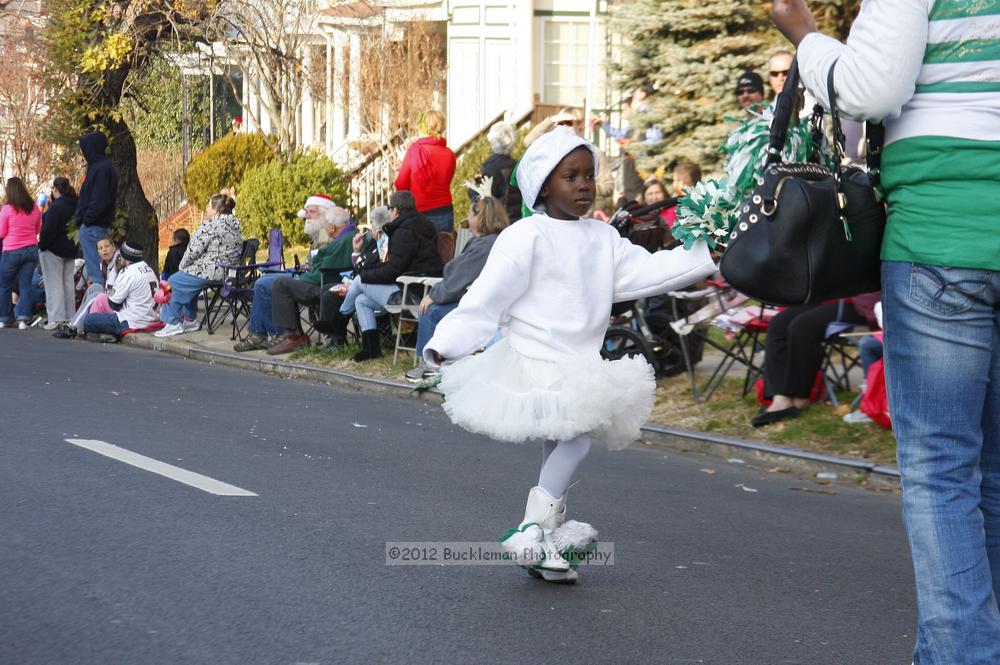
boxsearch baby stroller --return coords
[601,199,707,376]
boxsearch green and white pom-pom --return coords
[673,177,742,250]
[721,107,833,192]
[672,104,835,250]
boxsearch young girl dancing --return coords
[423,127,716,583]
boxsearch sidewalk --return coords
[122,328,900,489]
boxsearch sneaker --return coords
[52,325,77,339]
[842,410,874,425]
[17,321,28,330]
[0,321,6,328]
[154,322,185,338]
[182,319,202,333]
[405,363,432,383]
[44,321,63,331]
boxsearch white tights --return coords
[538,433,592,498]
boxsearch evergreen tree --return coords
[610,0,857,174]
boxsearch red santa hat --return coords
[298,193,336,218]
[304,193,335,209]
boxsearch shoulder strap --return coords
[766,57,803,165]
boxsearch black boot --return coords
[351,329,383,362]
[324,310,350,351]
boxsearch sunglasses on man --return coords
[769,69,789,78]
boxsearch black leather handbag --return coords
[719,59,886,306]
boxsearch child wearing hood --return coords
[423,127,716,583]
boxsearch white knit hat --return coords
[515,126,600,214]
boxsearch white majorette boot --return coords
[499,487,597,584]
[544,493,599,581]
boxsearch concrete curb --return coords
[123,334,900,488]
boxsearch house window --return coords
[539,17,607,107]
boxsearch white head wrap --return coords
[514,126,600,214]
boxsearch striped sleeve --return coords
[796,0,932,120]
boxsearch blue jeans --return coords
[339,276,398,332]
[160,271,207,324]
[858,335,884,377]
[423,205,454,234]
[79,225,108,286]
[247,272,286,336]
[416,301,459,356]
[882,261,1000,665]
[82,312,127,335]
[0,246,39,322]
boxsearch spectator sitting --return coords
[735,71,765,115]
[233,194,341,352]
[476,122,523,223]
[79,240,158,341]
[313,205,392,349]
[752,292,880,427]
[405,190,510,382]
[394,110,457,234]
[662,162,702,228]
[299,193,337,252]
[55,237,120,338]
[161,228,189,280]
[264,207,356,356]
[155,193,243,337]
[335,190,443,362]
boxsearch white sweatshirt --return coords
[424,214,716,364]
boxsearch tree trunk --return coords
[108,117,159,272]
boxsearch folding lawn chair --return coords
[668,280,773,402]
[820,301,871,409]
[384,274,442,366]
[202,238,260,338]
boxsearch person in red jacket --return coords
[394,110,457,234]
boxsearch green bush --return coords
[183,133,276,209]
[237,151,350,244]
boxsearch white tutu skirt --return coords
[437,339,655,450]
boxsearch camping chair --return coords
[260,228,286,273]
[384,274,442,366]
[668,280,772,402]
[820,301,870,409]
[202,238,259,338]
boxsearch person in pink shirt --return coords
[0,177,42,328]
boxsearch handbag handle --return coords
[827,61,885,189]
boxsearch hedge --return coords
[237,151,350,244]
[183,133,275,209]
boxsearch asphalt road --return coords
[1,331,916,665]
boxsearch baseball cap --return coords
[735,71,765,95]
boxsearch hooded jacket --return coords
[358,209,443,284]
[76,132,119,228]
[38,193,80,259]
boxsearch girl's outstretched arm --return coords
[612,235,716,302]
